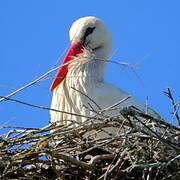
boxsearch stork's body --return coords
[50,16,159,126]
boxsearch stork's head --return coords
[50,16,112,91]
[69,16,112,58]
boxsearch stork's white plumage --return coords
[50,16,159,127]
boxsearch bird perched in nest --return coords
[50,16,159,128]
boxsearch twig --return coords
[89,154,114,165]
[125,162,163,172]
[0,57,87,103]
[0,126,40,130]
[100,149,127,180]
[129,108,180,152]
[46,150,95,171]
[71,86,102,110]
[100,96,132,113]
[0,65,59,103]
[0,56,140,104]
[164,88,180,126]
[0,95,103,120]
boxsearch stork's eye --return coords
[84,27,95,37]
[83,27,95,43]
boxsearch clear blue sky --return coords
[0,0,179,130]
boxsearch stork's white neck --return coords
[66,47,110,84]
[51,45,112,125]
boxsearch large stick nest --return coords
[0,106,180,180]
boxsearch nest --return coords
[0,106,180,180]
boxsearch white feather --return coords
[50,49,158,127]
[50,16,160,129]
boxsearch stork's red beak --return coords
[50,42,84,91]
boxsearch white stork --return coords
[50,16,159,127]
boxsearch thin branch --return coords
[0,55,141,104]
[0,126,40,130]
[164,88,180,126]
[100,96,132,113]
[45,150,95,171]
[0,58,80,103]
[129,108,180,152]
[0,95,103,120]
[71,86,102,110]
[0,66,58,103]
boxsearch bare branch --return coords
[0,95,103,120]
[164,88,180,126]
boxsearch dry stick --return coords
[0,95,103,120]
[0,66,59,103]
[67,88,132,122]
[88,96,132,121]
[71,86,102,110]
[120,106,180,150]
[127,106,180,131]
[82,104,104,119]
[0,125,40,130]
[89,154,114,165]
[5,129,28,139]
[100,96,132,113]
[100,149,127,180]
[164,88,180,126]
[45,150,95,171]
[0,57,81,103]
[125,162,163,173]
[166,154,180,166]
[131,112,180,152]
[125,155,180,173]
[94,58,144,86]
[70,87,111,120]
[0,53,139,104]
[86,96,132,124]
[11,119,112,145]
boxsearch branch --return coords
[0,95,103,120]
[45,150,95,171]
[164,88,180,126]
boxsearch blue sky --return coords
[0,0,179,130]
